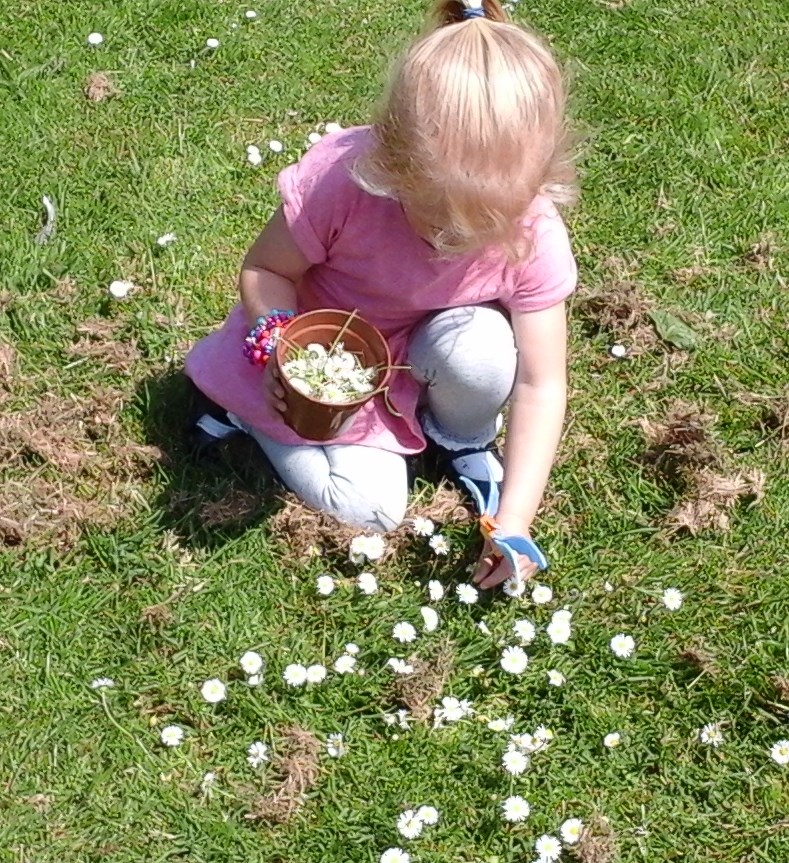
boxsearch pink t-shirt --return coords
[185,126,577,455]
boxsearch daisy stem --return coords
[98,692,158,765]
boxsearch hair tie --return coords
[463,7,487,19]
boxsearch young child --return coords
[185,0,577,589]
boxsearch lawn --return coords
[1,1,788,861]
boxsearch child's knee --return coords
[322,481,407,534]
[410,305,516,389]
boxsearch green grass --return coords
[1,1,788,861]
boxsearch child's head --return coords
[354,0,575,259]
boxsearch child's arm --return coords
[239,206,311,327]
[474,301,568,588]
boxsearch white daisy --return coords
[531,584,553,605]
[411,516,435,536]
[239,651,264,676]
[610,633,636,658]
[500,645,529,675]
[244,9,257,19]
[546,619,572,645]
[534,834,562,862]
[476,620,492,636]
[547,669,565,687]
[87,32,104,46]
[534,724,554,745]
[552,608,573,623]
[487,716,515,732]
[387,658,414,675]
[333,654,356,674]
[437,696,473,722]
[393,622,418,643]
[420,606,439,632]
[246,145,262,166]
[429,534,450,555]
[513,618,536,644]
[699,722,724,747]
[247,741,269,768]
[350,535,386,563]
[770,739,789,765]
[108,279,135,299]
[283,663,308,686]
[603,732,622,749]
[324,122,343,134]
[344,642,360,655]
[416,805,439,825]
[560,818,584,845]
[326,732,346,758]
[90,677,115,689]
[160,725,184,747]
[200,678,226,704]
[604,580,615,592]
[356,571,378,594]
[427,579,445,602]
[268,139,284,153]
[380,849,410,863]
[156,232,177,247]
[306,664,327,684]
[396,809,424,839]
[395,709,412,729]
[502,574,527,598]
[609,343,628,359]
[456,583,479,604]
[200,771,216,795]
[316,574,335,595]
[307,131,322,145]
[205,38,220,49]
[247,673,263,686]
[502,794,531,822]
[662,588,684,610]
[502,749,529,775]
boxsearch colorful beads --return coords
[243,308,296,366]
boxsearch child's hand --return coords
[472,538,539,590]
[263,362,287,416]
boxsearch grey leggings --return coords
[237,305,517,531]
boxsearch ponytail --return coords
[431,0,508,28]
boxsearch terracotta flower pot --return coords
[273,309,392,442]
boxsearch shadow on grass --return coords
[133,368,285,551]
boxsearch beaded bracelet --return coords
[242,308,296,366]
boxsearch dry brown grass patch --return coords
[671,264,714,284]
[245,726,321,824]
[268,481,471,561]
[771,675,789,701]
[666,468,765,535]
[743,233,776,271]
[84,72,118,102]
[639,401,721,472]
[639,402,765,535]
[68,318,141,373]
[575,275,659,354]
[390,639,454,722]
[199,489,261,528]
[0,340,15,392]
[572,814,618,863]
[0,389,162,547]
[677,643,719,677]
[407,481,472,525]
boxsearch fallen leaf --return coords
[648,310,699,350]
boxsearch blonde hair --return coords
[354,0,576,260]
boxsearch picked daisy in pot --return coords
[281,341,377,403]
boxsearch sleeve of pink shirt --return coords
[276,129,364,265]
[505,202,578,313]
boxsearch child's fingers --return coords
[472,552,500,587]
